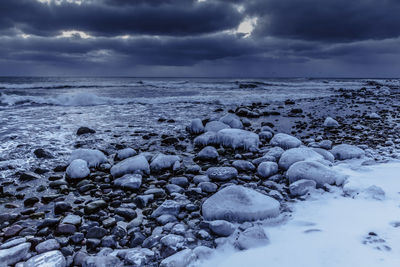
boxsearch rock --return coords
[160,234,185,250]
[235,226,269,250]
[0,242,31,266]
[318,140,333,150]
[35,239,60,253]
[205,121,231,132]
[84,200,107,214]
[150,153,180,173]
[19,171,41,181]
[122,248,155,266]
[56,224,77,235]
[83,255,122,267]
[34,148,53,159]
[312,148,335,162]
[66,159,90,179]
[199,182,218,193]
[115,148,137,161]
[86,226,108,239]
[113,174,142,190]
[160,249,196,267]
[264,147,285,160]
[62,214,82,226]
[0,238,27,249]
[323,117,339,127]
[54,201,72,215]
[206,167,238,181]
[24,250,66,267]
[257,162,278,178]
[367,113,381,119]
[279,147,324,170]
[289,179,317,196]
[331,144,365,160]
[115,208,137,220]
[287,161,346,187]
[193,132,218,147]
[358,185,386,200]
[188,119,204,134]
[209,220,236,237]
[24,197,39,207]
[197,146,219,160]
[232,160,255,172]
[110,155,150,177]
[202,185,280,222]
[270,133,302,149]
[152,200,181,218]
[216,129,259,150]
[193,246,214,260]
[193,175,209,184]
[219,113,243,129]
[170,177,189,187]
[69,149,108,168]
[76,126,96,135]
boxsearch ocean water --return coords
[0,77,397,180]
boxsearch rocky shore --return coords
[1,82,400,267]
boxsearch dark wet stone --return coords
[24,197,39,207]
[70,232,84,244]
[129,232,146,247]
[115,208,137,221]
[86,238,101,250]
[19,171,41,181]
[56,224,77,235]
[86,226,107,239]
[34,148,54,159]
[38,218,61,228]
[4,224,23,237]
[101,236,117,248]
[84,200,107,214]
[76,127,96,135]
[54,202,72,215]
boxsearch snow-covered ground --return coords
[197,161,400,267]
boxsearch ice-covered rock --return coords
[207,167,238,181]
[257,162,278,178]
[150,153,180,173]
[113,174,142,190]
[68,149,108,168]
[194,132,218,147]
[202,185,280,222]
[160,249,196,267]
[331,144,365,160]
[279,147,324,170]
[197,146,219,160]
[358,185,386,200]
[289,179,317,196]
[219,113,243,129]
[323,117,339,127]
[116,148,137,161]
[0,242,31,266]
[188,118,204,134]
[110,155,150,177]
[287,161,346,187]
[205,121,231,132]
[216,129,259,150]
[209,220,236,237]
[270,133,302,149]
[66,159,90,179]
[24,250,66,267]
[234,226,269,250]
[312,148,335,162]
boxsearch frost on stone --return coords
[116,148,137,161]
[150,153,180,173]
[287,160,346,187]
[194,132,218,147]
[270,133,302,149]
[66,159,90,179]
[188,118,205,135]
[110,155,150,178]
[331,144,365,160]
[202,185,280,222]
[68,149,108,168]
[219,113,243,129]
[205,121,231,132]
[279,147,324,170]
[216,129,259,150]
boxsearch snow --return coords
[216,129,259,150]
[195,162,400,267]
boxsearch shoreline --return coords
[1,82,400,266]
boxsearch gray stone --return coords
[83,256,122,267]
[150,153,180,173]
[219,113,243,129]
[202,185,280,222]
[86,227,107,239]
[199,182,218,193]
[188,118,204,134]
[116,148,137,161]
[270,133,302,149]
[113,174,142,190]
[235,226,269,250]
[122,248,155,266]
[194,132,218,147]
[197,146,219,160]
[66,159,90,179]
[0,242,31,266]
[61,214,82,226]
[24,250,66,267]
[279,147,324,170]
[152,200,181,218]
[160,249,196,267]
[0,237,26,249]
[207,167,238,181]
[169,177,189,187]
[35,239,60,253]
[110,155,150,177]
[232,160,255,172]
[289,179,317,196]
[205,121,230,132]
[209,220,236,237]
[216,129,259,150]
[263,146,285,159]
[68,149,108,168]
[323,117,339,127]
[331,144,365,160]
[257,162,278,178]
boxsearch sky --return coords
[1,0,400,77]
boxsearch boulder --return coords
[279,147,324,170]
[0,242,31,266]
[331,144,365,160]
[209,220,236,237]
[202,185,280,222]
[257,162,278,178]
[68,149,108,168]
[115,148,137,161]
[207,167,238,181]
[24,250,66,267]
[110,155,150,177]
[289,179,317,196]
[270,133,302,149]
[205,121,230,132]
[234,226,269,250]
[323,117,339,127]
[66,159,90,179]
[197,146,219,160]
[76,126,96,135]
[150,154,180,173]
[193,132,218,147]
[312,148,335,162]
[152,200,181,218]
[287,161,346,187]
[188,118,204,134]
[216,129,259,150]
[113,174,142,190]
[232,160,255,172]
[219,113,243,129]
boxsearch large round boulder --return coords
[331,144,365,160]
[279,147,324,170]
[66,159,90,179]
[110,155,150,177]
[219,113,243,129]
[270,133,302,149]
[68,149,108,168]
[202,185,280,222]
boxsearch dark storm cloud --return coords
[0,0,243,37]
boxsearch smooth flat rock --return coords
[234,226,269,250]
[331,144,365,160]
[110,155,150,177]
[270,133,302,149]
[219,113,243,129]
[0,242,31,266]
[216,129,259,150]
[289,179,317,196]
[116,148,137,161]
[257,162,278,178]
[279,147,324,170]
[113,174,142,190]
[202,185,280,222]
[150,153,180,173]
[207,167,238,181]
[68,149,108,168]
[24,250,66,267]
